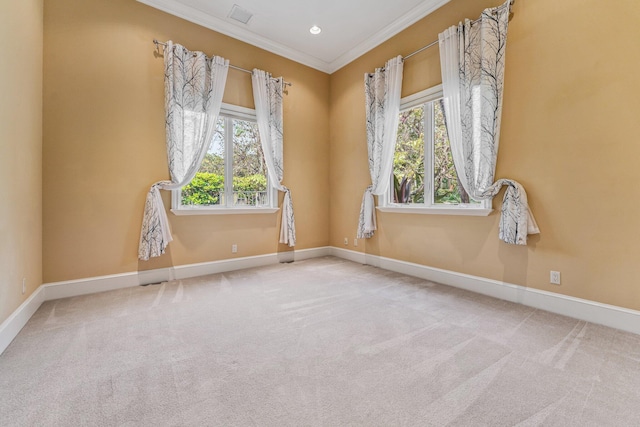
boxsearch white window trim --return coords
[377,205,492,216]
[171,102,278,216]
[171,206,279,216]
[379,85,493,217]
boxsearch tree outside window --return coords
[179,107,270,209]
[392,89,474,206]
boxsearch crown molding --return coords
[137,0,450,74]
[327,0,450,73]
[137,0,332,73]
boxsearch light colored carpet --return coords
[1,256,640,426]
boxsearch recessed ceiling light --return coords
[309,25,322,35]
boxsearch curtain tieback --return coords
[357,186,376,239]
[138,180,174,261]
[478,179,540,245]
[279,186,296,247]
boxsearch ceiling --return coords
[137,0,451,74]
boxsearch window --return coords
[171,103,276,215]
[380,85,491,216]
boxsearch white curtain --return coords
[252,69,296,246]
[357,56,404,239]
[138,41,229,260]
[439,0,539,245]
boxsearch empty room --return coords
[2,0,640,425]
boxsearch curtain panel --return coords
[138,41,229,260]
[251,69,296,246]
[439,0,539,245]
[357,56,404,239]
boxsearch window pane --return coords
[433,100,473,204]
[394,106,425,204]
[181,117,225,206]
[232,119,268,206]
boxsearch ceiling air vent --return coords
[228,4,253,25]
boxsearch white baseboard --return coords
[294,246,333,260]
[0,247,332,355]
[330,247,367,264]
[0,287,46,355]
[172,253,279,280]
[44,271,152,301]
[344,250,640,336]
[2,245,639,356]
[170,247,332,280]
[44,247,334,299]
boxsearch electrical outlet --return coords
[344,237,348,245]
[231,244,238,253]
[550,271,561,285]
[353,238,358,247]
[22,278,26,295]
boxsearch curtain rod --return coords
[153,39,292,87]
[403,0,515,61]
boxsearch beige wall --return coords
[43,0,330,282]
[27,0,640,318]
[0,0,43,324]
[330,0,640,311]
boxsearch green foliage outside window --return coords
[394,100,470,204]
[433,100,469,204]
[182,172,225,205]
[394,106,425,203]
[181,171,267,206]
[181,117,269,207]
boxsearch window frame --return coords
[171,102,278,216]
[378,85,492,216]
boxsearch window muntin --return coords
[173,103,273,212]
[388,85,488,210]
[394,104,425,204]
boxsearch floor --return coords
[1,257,639,426]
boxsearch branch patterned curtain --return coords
[438,0,539,245]
[357,56,404,239]
[138,41,229,260]
[251,69,296,246]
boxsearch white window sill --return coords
[377,205,493,216]
[171,207,279,216]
